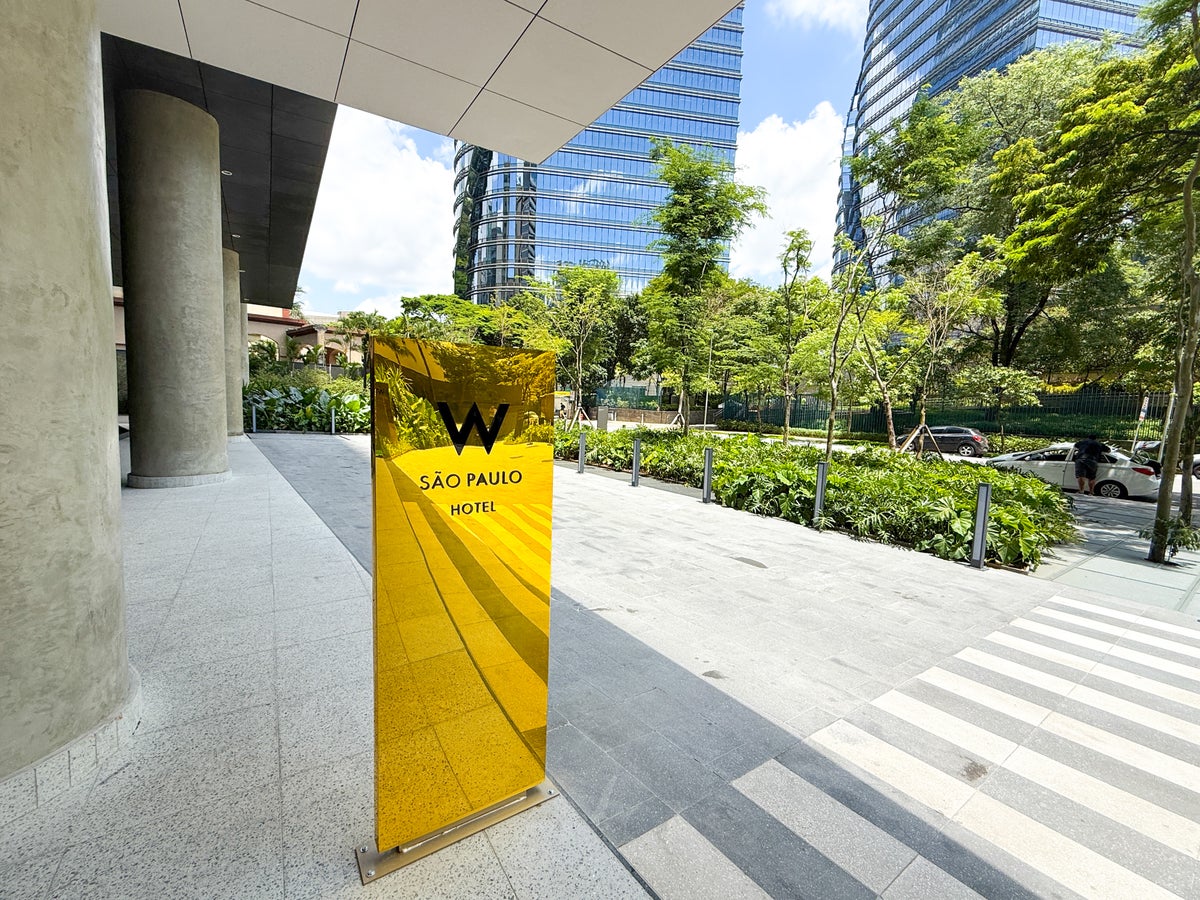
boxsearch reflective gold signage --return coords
[369,337,556,858]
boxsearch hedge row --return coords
[555,428,1076,569]
[243,370,370,433]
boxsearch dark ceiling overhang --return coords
[102,34,336,305]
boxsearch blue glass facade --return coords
[452,7,744,303]
[836,0,1148,250]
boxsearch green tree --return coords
[1007,0,1199,560]
[248,338,280,376]
[303,342,325,370]
[956,365,1043,450]
[943,42,1108,366]
[330,310,388,358]
[843,96,985,447]
[743,230,820,442]
[645,140,766,429]
[481,290,557,350]
[900,246,1003,442]
[283,336,303,365]
[539,267,620,419]
[812,242,861,460]
[851,288,920,449]
[605,292,651,381]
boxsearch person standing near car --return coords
[1073,434,1110,495]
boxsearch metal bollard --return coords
[631,438,641,487]
[577,431,586,474]
[970,482,992,570]
[331,408,336,435]
[813,461,828,524]
[702,447,714,503]
[251,406,257,433]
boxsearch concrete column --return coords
[118,90,230,487]
[0,0,132,779]
[223,249,244,436]
[241,307,250,385]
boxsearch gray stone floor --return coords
[1035,494,1200,615]
[0,438,644,900]
[253,434,1200,900]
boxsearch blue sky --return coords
[296,0,867,318]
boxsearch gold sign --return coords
[369,337,556,857]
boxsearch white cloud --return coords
[299,107,455,304]
[765,0,868,36]
[731,104,845,285]
[349,293,416,319]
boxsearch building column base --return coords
[127,469,232,489]
[0,667,142,828]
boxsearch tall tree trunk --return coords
[782,375,792,444]
[881,392,897,449]
[1149,148,1200,562]
[1180,401,1197,524]
[575,351,584,423]
[824,388,838,462]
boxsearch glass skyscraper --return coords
[452,7,744,303]
[836,0,1148,250]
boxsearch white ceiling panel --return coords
[96,0,190,57]
[179,0,346,101]
[540,0,739,69]
[351,0,534,87]
[337,43,479,136]
[452,91,582,164]
[487,18,650,125]
[101,0,737,161]
[251,0,359,36]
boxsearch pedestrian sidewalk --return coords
[1035,494,1200,616]
[259,434,1200,900]
[0,438,644,900]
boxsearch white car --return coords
[988,442,1160,499]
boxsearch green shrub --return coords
[717,419,783,435]
[938,412,1151,441]
[985,434,1067,454]
[556,427,1075,569]
[244,370,369,433]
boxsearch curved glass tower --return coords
[836,0,1149,253]
[453,7,744,303]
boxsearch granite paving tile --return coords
[596,796,675,848]
[546,725,650,823]
[606,732,725,813]
[486,798,648,900]
[681,784,874,900]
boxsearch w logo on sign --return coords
[438,403,509,455]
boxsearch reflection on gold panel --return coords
[371,337,555,853]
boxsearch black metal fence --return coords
[721,389,1171,441]
[596,385,660,409]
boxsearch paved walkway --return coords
[255,434,1200,900]
[1035,495,1200,616]
[1,438,642,900]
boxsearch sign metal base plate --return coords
[355,781,558,884]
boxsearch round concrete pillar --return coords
[118,90,230,487]
[0,0,133,780]
[241,307,250,385]
[223,249,244,436]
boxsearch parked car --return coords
[1131,441,1200,479]
[909,426,991,457]
[988,442,1160,499]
